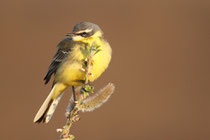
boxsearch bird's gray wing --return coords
[44,37,73,84]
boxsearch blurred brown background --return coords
[0,0,210,139]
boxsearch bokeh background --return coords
[0,0,210,139]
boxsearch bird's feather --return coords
[44,37,73,84]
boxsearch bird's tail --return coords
[33,83,66,123]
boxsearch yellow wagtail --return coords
[33,22,112,123]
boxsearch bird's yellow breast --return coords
[55,38,112,86]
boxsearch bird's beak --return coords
[65,32,75,37]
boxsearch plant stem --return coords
[59,43,95,140]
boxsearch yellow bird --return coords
[33,22,112,123]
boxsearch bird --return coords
[33,22,112,123]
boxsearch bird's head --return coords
[66,22,103,44]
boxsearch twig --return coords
[57,43,114,140]
[59,43,96,140]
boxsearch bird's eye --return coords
[80,32,87,37]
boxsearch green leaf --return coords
[81,85,94,98]
[84,85,94,93]
[94,49,102,55]
[83,91,89,98]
